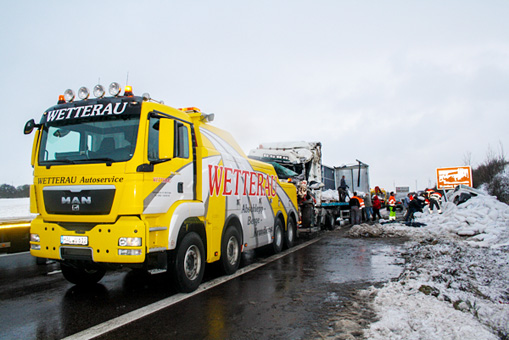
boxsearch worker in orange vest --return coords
[388,192,396,221]
[358,195,365,221]
[349,192,362,225]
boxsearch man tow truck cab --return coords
[24,82,298,292]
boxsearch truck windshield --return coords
[38,114,140,166]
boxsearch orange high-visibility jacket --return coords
[388,195,396,206]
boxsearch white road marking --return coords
[63,236,323,340]
[47,270,61,276]
[0,251,30,257]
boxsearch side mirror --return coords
[158,118,175,160]
[24,119,37,135]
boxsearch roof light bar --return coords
[59,81,140,103]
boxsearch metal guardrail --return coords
[0,220,32,227]
[0,220,32,253]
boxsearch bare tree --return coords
[472,142,509,204]
[462,151,473,166]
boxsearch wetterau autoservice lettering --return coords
[38,176,77,185]
[208,164,276,197]
[45,102,128,122]
[79,176,124,184]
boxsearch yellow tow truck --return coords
[24,82,298,292]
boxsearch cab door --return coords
[142,112,194,214]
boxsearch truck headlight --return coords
[31,244,41,250]
[30,233,40,242]
[118,237,142,247]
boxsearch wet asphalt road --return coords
[0,227,406,340]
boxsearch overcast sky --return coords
[2,0,509,192]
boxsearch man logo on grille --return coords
[62,196,92,212]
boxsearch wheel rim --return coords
[184,245,201,281]
[275,225,283,247]
[287,223,294,243]
[226,236,239,266]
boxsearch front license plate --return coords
[61,235,88,246]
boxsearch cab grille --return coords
[43,186,115,215]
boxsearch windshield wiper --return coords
[86,157,116,162]
[41,159,76,169]
[83,157,117,166]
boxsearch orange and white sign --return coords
[436,166,472,189]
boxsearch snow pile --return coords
[347,223,426,239]
[365,240,509,339]
[348,195,509,248]
[415,196,509,248]
[347,194,509,339]
[0,198,34,222]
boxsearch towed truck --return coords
[249,142,368,230]
[23,82,298,292]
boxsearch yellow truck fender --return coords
[167,202,205,250]
[275,183,299,226]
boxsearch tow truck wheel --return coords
[220,226,241,275]
[173,232,205,293]
[60,262,105,285]
[272,219,284,254]
[284,218,296,249]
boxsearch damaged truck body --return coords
[249,142,370,231]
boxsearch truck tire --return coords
[272,219,284,254]
[220,226,241,275]
[301,203,314,228]
[284,218,296,249]
[173,232,205,293]
[60,262,105,285]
